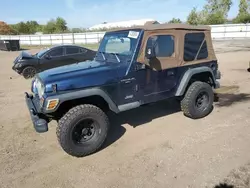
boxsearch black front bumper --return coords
[25,92,48,133]
[12,64,22,74]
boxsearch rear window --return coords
[66,47,80,55]
[184,32,208,61]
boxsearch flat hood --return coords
[38,60,127,92]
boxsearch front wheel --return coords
[22,66,36,79]
[56,104,109,157]
[180,81,214,119]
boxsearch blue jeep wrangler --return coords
[25,23,221,157]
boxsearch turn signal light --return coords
[47,99,59,110]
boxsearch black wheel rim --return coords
[195,91,209,111]
[24,68,36,78]
[72,118,99,145]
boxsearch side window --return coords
[66,47,80,55]
[146,35,175,57]
[79,47,87,53]
[184,33,208,61]
[48,47,63,57]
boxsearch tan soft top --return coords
[110,23,211,32]
[109,23,216,70]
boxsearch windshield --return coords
[96,29,141,63]
[36,48,50,58]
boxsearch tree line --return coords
[9,17,69,34]
[0,0,250,35]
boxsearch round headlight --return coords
[31,79,35,93]
[33,78,45,98]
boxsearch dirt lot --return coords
[1,40,250,188]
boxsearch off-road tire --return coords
[56,104,109,157]
[22,66,36,79]
[180,81,214,119]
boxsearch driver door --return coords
[140,33,179,103]
[40,47,65,71]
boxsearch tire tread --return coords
[180,81,214,119]
[56,104,109,157]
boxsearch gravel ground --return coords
[0,40,250,188]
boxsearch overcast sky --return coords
[1,0,239,28]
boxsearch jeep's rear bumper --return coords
[25,92,48,133]
[214,80,220,89]
[214,70,221,89]
[215,70,221,80]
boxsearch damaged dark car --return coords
[12,44,96,79]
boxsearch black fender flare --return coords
[43,88,120,113]
[175,66,216,96]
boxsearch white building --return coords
[88,19,157,30]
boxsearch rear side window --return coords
[184,33,208,61]
[66,47,80,55]
[146,35,175,57]
[48,48,63,57]
[79,47,87,53]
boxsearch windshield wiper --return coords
[110,53,120,63]
[97,51,106,61]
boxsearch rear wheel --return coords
[56,104,109,157]
[180,81,214,119]
[22,66,36,79]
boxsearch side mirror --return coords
[145,46,156,59]
[134,62,146,71]
[44,54,51,59]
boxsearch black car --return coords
[12,45,96,79]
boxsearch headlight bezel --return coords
[15,63,23,68]
[33,77,45,99]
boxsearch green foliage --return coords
[220,0,233,15]
[238,0,248,14]
[187,7,202,25]
[233,0,250,23]
[15,22,30,34]
[168,18,182,23]
[71,28,87,33]
[9,24,19,34]
[9,20,42,34]
[55,17,68,32]
[204,0,232,16]
[6,17,68,34]
[204,11,226,25]
[187,0,233,25]
[26,21,39,34]
[43,19,57,34]
[233,14,250,23]
[36,24,45,32]
[43,17,68,34]
[202,0,232,24]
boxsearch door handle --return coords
[167,71,174,76]
[124,80,132,84]
[121,78,135,84]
